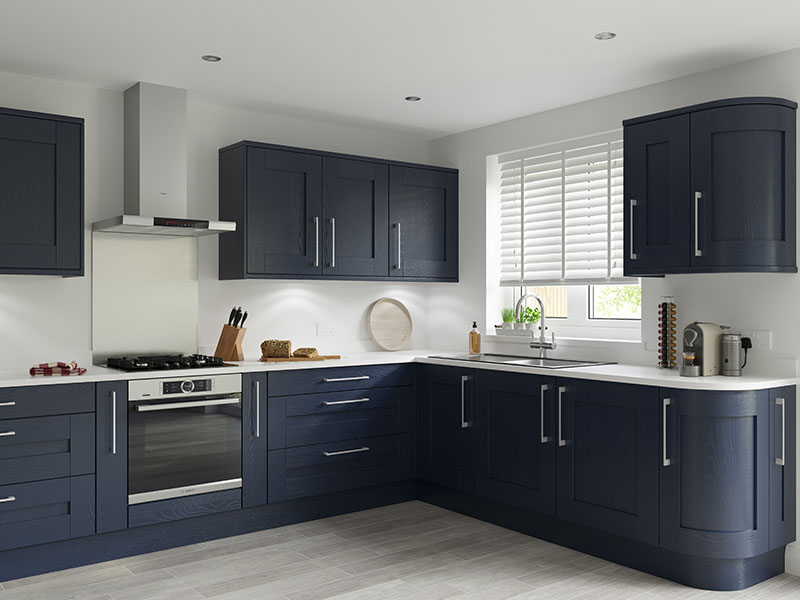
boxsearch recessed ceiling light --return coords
[201,55,222,62]
[594,32,616,41]
[404,96,422,102]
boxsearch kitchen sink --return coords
[429,353,615,369]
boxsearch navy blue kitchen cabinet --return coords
[660,388,771,558]
[389,166,458,280]
[556,379,659,545]
[96,381,128,533]
[323,157,389,277]
[771,386,796,549]
[242,373,267,508]
[0,107,84,276]
[623,114,691,273]
[475,370,556,515]
[416,365,475,493]
[624,97,797,275]
[219,141,458,281]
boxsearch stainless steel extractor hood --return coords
[93,82,235,237]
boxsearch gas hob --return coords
[105,354,228,372]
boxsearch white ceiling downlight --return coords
[201,55,222,62]
[594,31,617,40]
[404,96,422,102]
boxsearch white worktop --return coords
[0,350,794,391]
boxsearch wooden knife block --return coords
[214,325,246,361]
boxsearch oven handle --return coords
[134,398,240,412]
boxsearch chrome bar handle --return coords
[255,380,261,438]
[557,386,566,446]
[323,446,369,457]
[663,397,671,467]
[330,217,336,268]
[135,398,240,412]
[694,192,702,257]
[0,402,16,407]
[313,216,320,267]
[324,398,369,406]
[0,496,16,504]
[629,199,638,260]
[461,375,472,429]
[111,391,117,455]
[0,431,16,438]
[776,397,786,466]
[540,384,549,443]
[323,375,370,383]
[394,223,401,270]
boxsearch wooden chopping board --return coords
[368,298,412,351]
[260,355,341,363]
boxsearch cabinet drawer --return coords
[268,364,411,397]
[0,475,95,551]
[0,383,94,419]
[0,414,94,485]
[268,433,412,502]
[268,387,412,450]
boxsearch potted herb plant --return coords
[521,306,541,330]
[501,308,514,330]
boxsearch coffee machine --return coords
[680,322,723,377]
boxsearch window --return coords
[590,284,642,320]
[494,131,641,341]
[498,131,627,285]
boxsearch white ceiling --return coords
[2,0,800,138]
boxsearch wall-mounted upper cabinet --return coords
[624,97,796,276]
[0,107,84,276]
[219,141,458,282]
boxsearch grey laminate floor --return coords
[2,501,799,600]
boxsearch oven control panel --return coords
[162,379,212,395]
[128,373,242,401]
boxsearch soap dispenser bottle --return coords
[469,321,481,355]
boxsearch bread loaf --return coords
[261,339,291,358]
[293,347,319,358]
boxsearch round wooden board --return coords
[368,298,413,351]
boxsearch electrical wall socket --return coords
[742,330,772,350]
[317,322,336,336]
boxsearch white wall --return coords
[428,46,800,376]
[188,99,434,358]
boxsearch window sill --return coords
[488,331,644,351]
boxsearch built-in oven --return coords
[127,373,242,505]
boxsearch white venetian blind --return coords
[498,132,627,286]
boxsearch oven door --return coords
[128,394,242,504]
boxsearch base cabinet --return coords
[96,381,127,533]
[415,365,475,493]
[475,370,556,515]
[242,373,267,508]
[660,389,770,558]
[557,379,659,545]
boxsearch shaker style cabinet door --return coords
[660,389,769,558]
[242,373,267,508]
[475,370,556,515]
[690,104,796,270]
[0,111,83,275]
[623,114,691,275]
[245,147,322,276]
[555,379,659,545]
[96,381,128,533]
[389,166,458,280]
[322,157,388,277]
[416,365,475,493]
